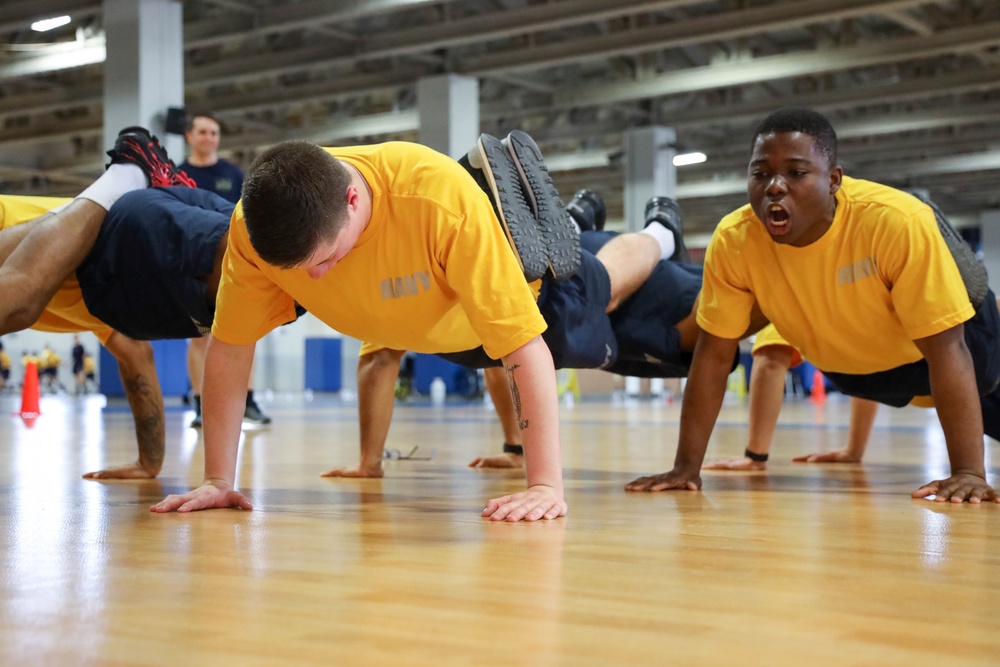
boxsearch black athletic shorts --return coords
[824,290,1000,440]
[581,231,704,378]
[76,187,232,340]
[438,247,618,369]
[439,231,712,376]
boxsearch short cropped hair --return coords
[241,141,353,269]
[751,108,838,166]
[185,112,221,134]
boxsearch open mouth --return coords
[768,204,789,225]
[765,203,790,234]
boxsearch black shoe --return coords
[565,189,606,232]
[503,130,581,281]
[244,399,272,425]
[190,394,202,428]
[106,126,197,188]
[644,196,690,263]
[465,134,549,282]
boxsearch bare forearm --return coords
[674,334,736,471]
[106,334,165,475]
[745,348,794,455]
[202,339,255,485]
[120,364,165,474]
[845,397,877,459]
[484,365,521,445]
[501,337,562,492]
[357,350,404,470]
[926,347,985,476]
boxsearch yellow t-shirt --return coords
[0,350,10,371]
[698,177,973,375]
[751,324,803,368]
[213,142,546,359]
[0,195,115,344]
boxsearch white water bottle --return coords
[430,377,446,405]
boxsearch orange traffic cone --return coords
[811,368,826,405]
[19,360,41,421]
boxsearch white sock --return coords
[76,163,147,211]
[640,221,676,260]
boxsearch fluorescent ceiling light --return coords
[31,15,71,32]
[673,152,707,167]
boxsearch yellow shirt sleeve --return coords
[697,212,758,340]
[211,205,299,346]
[874,203,974,340]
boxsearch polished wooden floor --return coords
[0,390,997,666]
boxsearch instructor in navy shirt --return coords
[179,113,244,204]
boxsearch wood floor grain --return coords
[0,393,997,666]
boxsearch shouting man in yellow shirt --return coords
[627,107,999,503]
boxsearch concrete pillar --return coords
[102,0,184,160]
[417,75,479,159]
[981,209,1000,293]
[622,127,677,393]
[622,126,676,232]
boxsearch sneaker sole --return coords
[467,134,548,282]
[504,130,581,281]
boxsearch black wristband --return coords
[744,448,769,462]
[502,443,524,456]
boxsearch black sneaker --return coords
[503,130,581,281]
[644,196,690,263]
[244,399,272,425]
[106,126,197,188]
[565,189,606,232]
[465,134,549,282]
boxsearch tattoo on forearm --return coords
[122,372,165,470]
[504,363,529,430]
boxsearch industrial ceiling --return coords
[1,0,998,236]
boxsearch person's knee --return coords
[107,334,154,372]
[753,345,795,372]
[368,348,406,368]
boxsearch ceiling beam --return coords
[459,0,931,75]
[553,21,1000,108]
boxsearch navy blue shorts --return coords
[582,231,704,377]
[438,247,618,369]
[439,231,711,376]
[825,290,1000,441]
[76,187,232,340]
